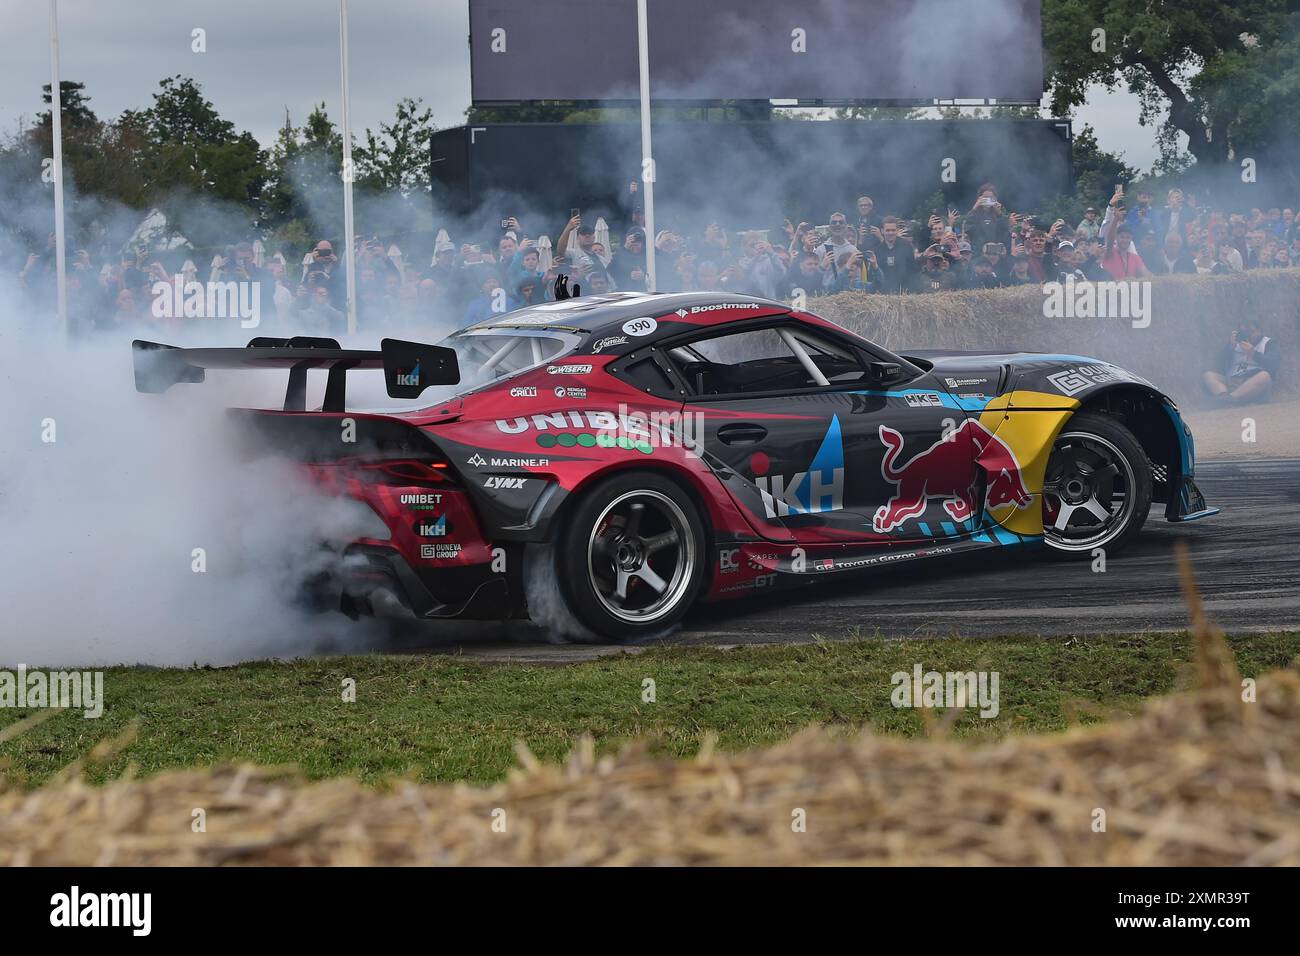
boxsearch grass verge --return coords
[2,631,1298,788]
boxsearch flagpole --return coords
[49,0,68,337]
[338,0,357,334]
[637,0,656,292]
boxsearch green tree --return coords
[37,81,98,130]
[354,97,438,194]
[1042,0,1292,174]
[122,76,268,242]
[832,105,925,120]
[262,104,344,240]
[17,81,153,253]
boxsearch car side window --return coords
[666,325,874,397]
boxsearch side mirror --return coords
[868,360,903,381]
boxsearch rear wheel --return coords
[1041,412,1151,557]
[528,472,706,642]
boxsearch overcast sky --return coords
[0,0,1163,170]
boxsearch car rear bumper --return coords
[339,544,514,620]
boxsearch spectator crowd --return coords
[14,181,1300,338]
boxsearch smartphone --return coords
[570,208,580,220]
[501,219,510,229]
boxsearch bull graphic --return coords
[873,420,1031,533]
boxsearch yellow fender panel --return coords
[977,391,1081,535]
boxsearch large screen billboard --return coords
[430,119,1073,230]
[470,0,1044,104]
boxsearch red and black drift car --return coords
[133,292,1216,642]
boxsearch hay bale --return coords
[815,269,1300,407]
[2,669,1296,866]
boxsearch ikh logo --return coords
[873,420,1031,533]
[755,416,845,518]
[414,514,447,537]
[396,360,421,387]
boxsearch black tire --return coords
[527,471,707,643]
[1041,412,1152,558]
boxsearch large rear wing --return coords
[132,336,460,412]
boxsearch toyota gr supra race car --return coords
[132,291,1218,642]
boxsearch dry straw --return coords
[1,546,1296,866]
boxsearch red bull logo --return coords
[873,420,1031,533]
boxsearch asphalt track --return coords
[390,458,1299,661]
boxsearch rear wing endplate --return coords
[131,336,459,412]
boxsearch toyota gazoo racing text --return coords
[132,292,1217,642]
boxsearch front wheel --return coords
[527,472,706,642]
[1041,412,1152,557]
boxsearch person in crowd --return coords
[462,271,506,326]
[970,255,1001,289]
[1162,189,1190,242]
[294,281,345,335]
[823,248,878,294]
[963,183,1012,254]
[608,227,648,290]
[912,245,959,292]
[1051,241,1087,282]
[735,231,785,298]
[865,216,916,293]
[33,172,1293,340]
[1229,218,1250,266]
[1005,255,1033,286]
[1203,321,1280,404]
[1126,189,1159,243]
[554,213,599,270]
[302,239,346,309]
[855,196,880,246]
[1077,237,1110,281]
[1075,207,1101,241]
[1024,229,1055,282]
[980,240,1007,276]
[1147,232,1197,275]
[1102,187,1151,279]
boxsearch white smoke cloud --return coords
[0,303,390,667]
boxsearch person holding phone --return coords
[554,209,599,270]
[963,183,1011,254]
[305,239,345,309]
[855,196,880,245]
[1204,321,1279,404]
[608,227,648,291]
[1102,186,1151,279]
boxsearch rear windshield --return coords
[441,327,581,392]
